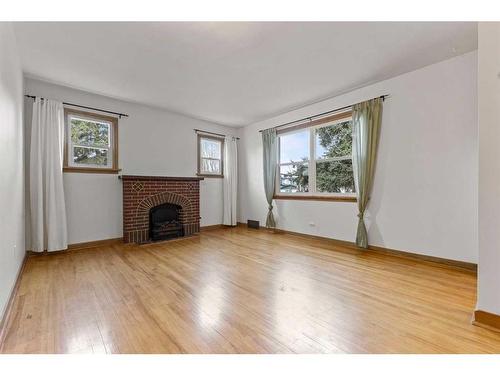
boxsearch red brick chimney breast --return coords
[121,175,203,243]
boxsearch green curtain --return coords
[262,128,278,228]
[352,98,383,248]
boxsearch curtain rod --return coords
[194,128,240,140]
[25,95,129,118]
[259,94,389,133]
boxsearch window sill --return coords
[274,194,357,202]
[196,173,224,178]
[63,167,122,174]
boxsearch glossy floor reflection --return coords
[2,226,500,353]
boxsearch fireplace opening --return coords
[149,203,184,241]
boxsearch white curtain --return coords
[29,98,68,252]
[223,136,238,226]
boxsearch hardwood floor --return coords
[1,226,500,354]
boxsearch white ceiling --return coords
[13,22,477,127]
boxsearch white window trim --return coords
[276,115,357,198]
[66,113,114,169]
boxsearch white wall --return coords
[24,78,238,245]
[0,24,25,320]
[239,51,478,263]
[477,23,500,315]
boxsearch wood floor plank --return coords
[1,226,499,353]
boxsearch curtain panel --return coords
[223,136,238,226]
[352,97,383,248]
[29,98,68,252]
[262,128,278,228]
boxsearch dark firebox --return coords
[149,203,184,241]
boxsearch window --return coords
[277,112,356,201]
[197,134,224,177]
[64,109,119,173]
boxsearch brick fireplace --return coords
[121,175,203,243]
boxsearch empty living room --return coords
[2,1,500,373]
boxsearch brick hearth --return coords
[121,175,203,243]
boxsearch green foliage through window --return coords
[279,119,355,194]
[315,120,355,193]
[70,116,111,167]
[280,161,309,192]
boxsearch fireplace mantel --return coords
[119,175,204,181]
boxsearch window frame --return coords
[63,108,120,174]
[196,134,224,178]
[275,111,357,202]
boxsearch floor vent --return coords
[247,220,260,229]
